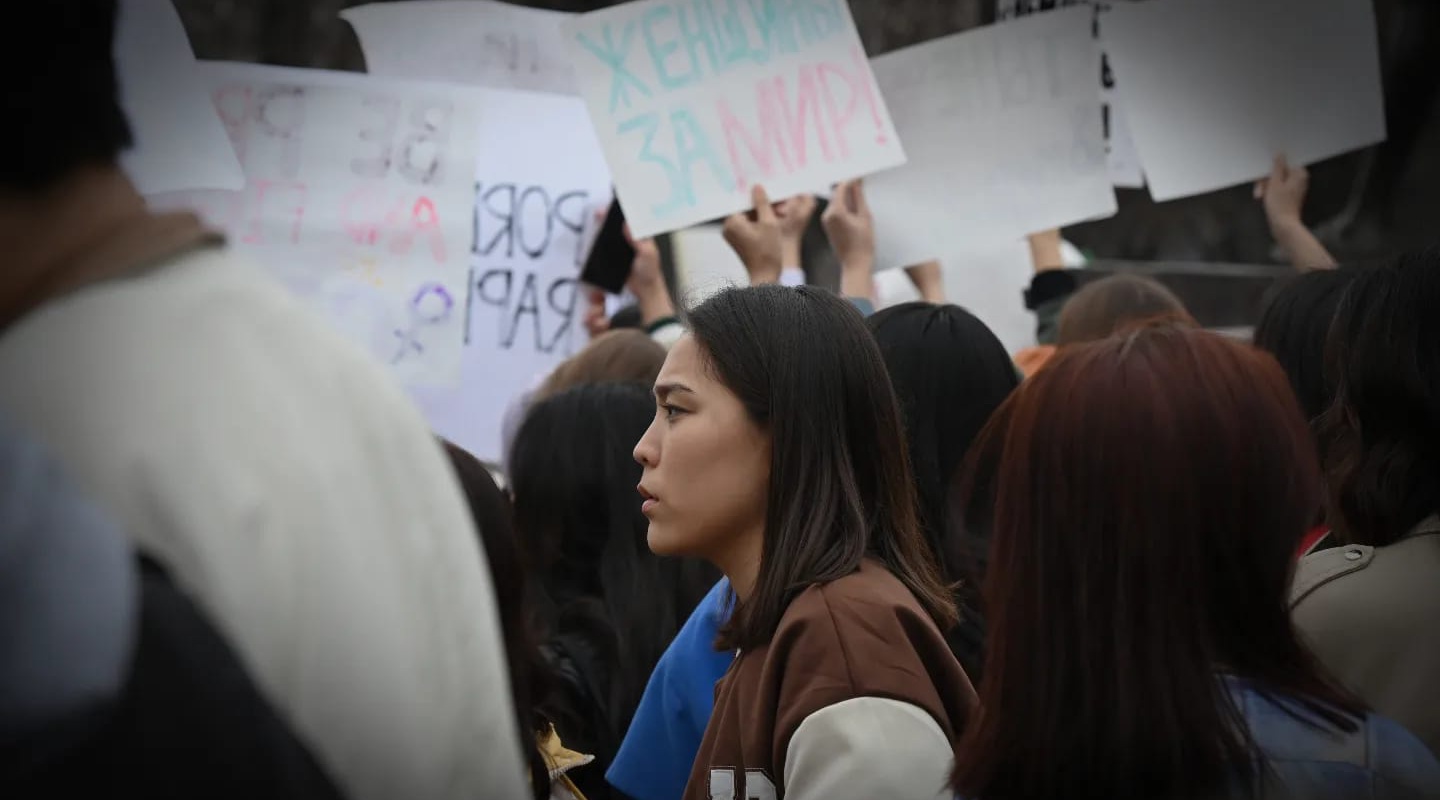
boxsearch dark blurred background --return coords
[173,0,1438,267]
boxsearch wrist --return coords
[746,265,783,285]
[745,252,784,283]
[840,253,875,275]
[1270,216,1307,242]
[630,276,668,305]
[780,242,803,272]
[637,289,676,326]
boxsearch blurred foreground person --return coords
[0,4,526,797]
[2,420,343,799]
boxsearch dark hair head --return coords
[867,302,1018,676]
[953,324,1361,800]
[1253,269,1360,423]
[1320,250,1440,547]
[1056,274,1192,346]
[536,329,665,402]
[440,440,550,800]
[508,383,716,759]
[686,285,956,651]
[1,1,133,192]
[868,303,1018,576]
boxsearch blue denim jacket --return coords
[1233,679,1440,799]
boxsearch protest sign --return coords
[865,6,1116,269]
[148,63,481,388]
[563,0,906,239]
[998,0,1146,188]
[1102,0,1385,201]
[116,0,244,194]
[343,0,579,95]
[409,90,612,463]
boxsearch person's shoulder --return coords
[1364,712,1440,796]
[787,560,921,618]
[774,561,932,655]
[1290,543,1376,608]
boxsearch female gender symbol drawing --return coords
[391,282,455,364]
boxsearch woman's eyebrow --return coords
[653,382,695,401]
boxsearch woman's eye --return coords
[662,403,685,420]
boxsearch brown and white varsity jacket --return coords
[683,560,977,800]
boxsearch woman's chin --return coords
[646,523,689,557]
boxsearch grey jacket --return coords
[1291,516,1440,759]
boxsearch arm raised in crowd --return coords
[904,260,946,304]
[775,194,818,285]
[1255,155,1338,271]
[822,180,878,307]
[722,184,787,284]
[626,233,677,327]
[1023,228,1073,348]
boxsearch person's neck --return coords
[713,527,764,603]
[0,165,152,330]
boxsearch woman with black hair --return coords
[1253,269,1361,557]
[634,285,976,800]
[1293,247,1440,758]
[867,302,1019,682]
[442,440,586,800]
[509,383,718,799]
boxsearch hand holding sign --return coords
[1253,155,1311,234]
[1254,154,1337,270]
[776,193,818,275]
[822,179,876,275]
[723,185,785,283]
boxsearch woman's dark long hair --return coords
[440,440,552,800]
[867,302,1019,681]
[686,286,956,652]
[508,383,717,781]
[1319,249,1440,546]
[1253,268,1359,424]
[952,324,1363,800]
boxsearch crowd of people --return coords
[4,4,1440,800]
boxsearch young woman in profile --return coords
[633,285,976,800]
[951,324,1440,800]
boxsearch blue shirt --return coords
[1232,679,1440,798]
[959,678,1440,799]
[607,578,734,800]
[0,419,135,741]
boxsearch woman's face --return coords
[633,335,770,563]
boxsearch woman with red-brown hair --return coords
[951,324,1440,800]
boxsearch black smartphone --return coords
[580,196,636,295]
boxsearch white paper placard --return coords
[342,0,579,95]
[116,0,245,194]
[1102,0,1385,202]
[998,0,1147,188]
[148,63,483,388]
[563,0,907,239]
[865,6,1117,269]
[408,91,613,463]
